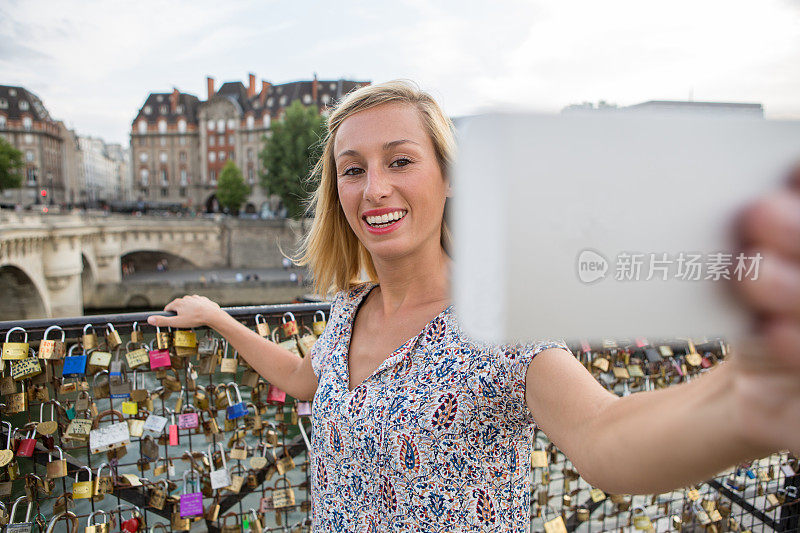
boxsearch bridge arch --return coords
[120,250,199,274]
[0,262,49,320]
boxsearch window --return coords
[144,105,151,114]
[158,120,167,133]
[26,167,36,185]
[179,136,186,146]
[138,120,148,134]
[140,168,149,186]
[219,135,225,145]
[176,105,183,114]
[247,133,254,142]
[329,82,336,90]
[22,117,32,130]
[25,150,34,162]
[0,99,7,109]
[219,151,226,161]
[246,115,254,129]
[139,152,148,163]
[156,95,163,102]
[0,115,6,129]
[138,138,146,147]
[227,119,236,130]
[227,135,233,145]
[8,89,16,97]
[18,100,29,111]
[248,167,255,183]
[279,95,286,105]
[160,105,168,114]
[178,119,186,133]
[161,187,168,197]
[24,134,33,145]
[208,152,216,163]
[180,169,188,185]
[160,169,168,185]
[160,137,166,146]
[180,187,187,198]
[159,151,167,163]
[322,94,330,105]
[263,115,270,128]
[179,151,186,162]
[247,148,253,161]
[229,151,234,160]
[303,94,311,104]
[216,119,225,133]
[209,136,215,146]
[267,97,273,106]
[209,170,216,184]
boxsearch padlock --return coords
[173,328,197,356]
[219,341,238,373]
[37,400,59,436]
[120,508,142,533]
[105,322,122,350]
[6,380,27,413]
[254,314,270,336]
[631,506,653,530]
[244,508,263,533]
[177,405,199,430]
[312,309,327,336]
[93,370,110,399]
[273,476,296,508]
[230,440,249,461]
[198,331,219,355]
[2,327,29,360]
[250,443,269,469]
[245,403,263,431]
[86,510,110,533]
[272,325,301,358]
[220,512,240,533]
[0,423,19,467]
[131,321,143,344]
[281,311,299,336]
[260,487,275,513]
[125,341,149,369]
[140,435,160,461]
[82,324,99,350]
[6,496,35,533]
[275,442,295,475]
[11,355,41,381]
[266,383,287,404]
[168,412,179,446]
[15,427,36,458]
[297,326,317,357]
[209,442,232,490]
[296,400,312,416]
[129,370,149,402]
[46,446,68,478]
[142,410,168,434]
[89,409,130,454]
[94,462,114,495]
[72,466,94,499]
[226,382,248,419]
[542,505,567,533]
[63,344,88,377]
[109,360,132,399]
[194,385,209,410]
[38,325,66,359]
[147,479,169,510]
[531,437,548,468]
[87,348,112,375]
[180,469,204,517]
[148,338,171,369]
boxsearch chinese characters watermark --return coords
[576,249,762,284]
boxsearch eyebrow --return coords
[336,139,421,159]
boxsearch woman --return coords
[148,80,800,531]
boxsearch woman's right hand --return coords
[146,295,228,329]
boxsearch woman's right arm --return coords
[146,295,319,400]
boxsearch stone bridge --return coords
[0,212,309,320]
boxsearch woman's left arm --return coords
[526,166,800,494]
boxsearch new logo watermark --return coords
[576,249,763,284]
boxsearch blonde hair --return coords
[293,79,455,297]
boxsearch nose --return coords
[363,165,392,203]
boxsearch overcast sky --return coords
[2,0,799,145]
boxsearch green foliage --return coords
[216,160,250,214]
[0,137,24,192]
[259,99,326,218]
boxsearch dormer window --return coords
[18,100,29,111]
[144,105,151,114]
[160,105,168,114]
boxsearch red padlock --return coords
[16,427,36,457]
[169,413,179,446]
[266,384,286,405]
[121,509,141,532]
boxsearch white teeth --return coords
[365,210,407,227]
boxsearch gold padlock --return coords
[72,466,94,499]
[105,323,122,350]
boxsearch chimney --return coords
[260,81,271,106]
[248,73,256,98]
[207,76,215,100]
[312,72,318,104]
[170,88,179,114]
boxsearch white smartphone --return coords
[452,111,800,345]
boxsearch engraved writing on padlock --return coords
[38,325,66,360]
[89,410,130,454]
[209,443,232,490]
[2,328,29,360]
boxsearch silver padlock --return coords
[209,442,231,490]
[6,496,33,533]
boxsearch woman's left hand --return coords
[728,163,800,455]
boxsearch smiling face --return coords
[334,102,450,262]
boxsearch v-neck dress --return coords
[309,282,571,532]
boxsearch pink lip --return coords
[362,212,407,235]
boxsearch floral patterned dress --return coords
[309,282,571,532]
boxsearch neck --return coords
[368,237,451,317]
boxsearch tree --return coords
[259,99,326,218]
[216,160,250,214]
[0,137,24,193]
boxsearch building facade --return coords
[0,85,65,207]
[562,99,764,118]
[130,74,369,212]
